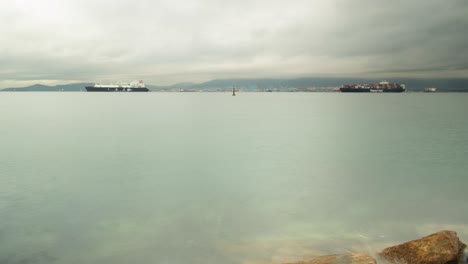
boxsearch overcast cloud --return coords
[1,0,467,87]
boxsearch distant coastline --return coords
[2,77,468,92]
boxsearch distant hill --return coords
[2,78,468,92]
[1,83,93,91]
[151,77,468,92]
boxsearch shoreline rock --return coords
[379,230,466,264]
[284,230,467,264]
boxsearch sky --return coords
[1,0,467,87]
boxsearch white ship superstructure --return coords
[86,80,149,92]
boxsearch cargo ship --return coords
[85,80,149,92]
[340,81,405,93]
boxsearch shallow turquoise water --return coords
[0,92,467,263]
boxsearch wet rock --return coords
[284,253,376,264]
[379,230,466,264]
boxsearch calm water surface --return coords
[0,92,467,264]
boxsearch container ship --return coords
[340,81,405,93]
[85,80,149,92]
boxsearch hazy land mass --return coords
[2,78,468,92]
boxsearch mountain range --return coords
[2,78,468,92]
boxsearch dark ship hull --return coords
[85,87,149,92]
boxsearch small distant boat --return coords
[424,87,437,93]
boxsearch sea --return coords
[0,92,467,264]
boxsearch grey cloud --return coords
[325,0,468,71]
[0,0,467,87]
